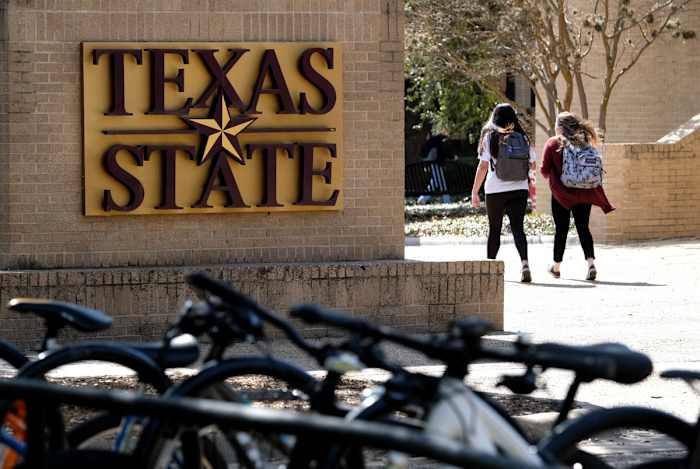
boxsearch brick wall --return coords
[0,0,406,269]
[589,118,700,242]
[537,115,700,242]
[0,4,8,260]
[0,259,504,351]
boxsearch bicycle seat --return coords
[660,369,700,382]
[8,298,112,333]
[122,334,200,369]
[534,342,652,384]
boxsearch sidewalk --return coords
[406,234,577,246]
[407,238,700,416]
[406,238,700,463]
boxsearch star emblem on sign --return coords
[185,94,256,165]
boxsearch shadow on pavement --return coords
[505,280,595,289]
[568,279,666,287]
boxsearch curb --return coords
[406,234,579,246]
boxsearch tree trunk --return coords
[598,93,611,141]
[574,69,589,120]
[546,88,557,136]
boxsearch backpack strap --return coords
[487,131,499,171]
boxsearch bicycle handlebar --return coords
[291,304,653,385]
[479,341,652,384]
[290,304,461,362]
[186,274,652,385]
[186,272,324,361]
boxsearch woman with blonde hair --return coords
[540,112,615,281]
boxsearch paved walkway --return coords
[406,238,700,419]
[407,238,700,464]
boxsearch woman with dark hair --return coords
[471,103,537,283]
[540,111,615,281]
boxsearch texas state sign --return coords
[81,42,343,216]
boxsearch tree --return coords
[406,66,497,143]
[406,0,696,138]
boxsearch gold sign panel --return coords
[81,42,343,216]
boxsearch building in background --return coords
[535,2,700,145]
[534,2,700,242]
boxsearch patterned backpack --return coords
[560,143,603,189]
[491,132,530,181]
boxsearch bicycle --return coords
[0,377,563,469]
[127,272,325,468]
[149,273,638,468]
[13,274,690,469]
[284,303,669,469]
[0,298,200,466]
[559,368,700,469]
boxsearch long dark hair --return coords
[478,103,530,158]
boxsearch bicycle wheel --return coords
[135,357,316,469]
[68,412,145,452]
[5,344,170,454]
[0,340,28,371]
[15,449,134,469]
[538,407,695,468]
[473,392,611,468]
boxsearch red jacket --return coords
[540,137,615,214]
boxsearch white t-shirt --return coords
[478,132,537,195]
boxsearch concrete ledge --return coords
[0,259,504,351]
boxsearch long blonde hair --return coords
[555,112,598,148]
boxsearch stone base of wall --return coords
[0,260,504,352]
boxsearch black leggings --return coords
[485,190,528,261]
[551,196,595,262]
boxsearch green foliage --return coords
[406,68,496,144]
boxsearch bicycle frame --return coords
[0,378,560,469]
[424,378,543,465]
